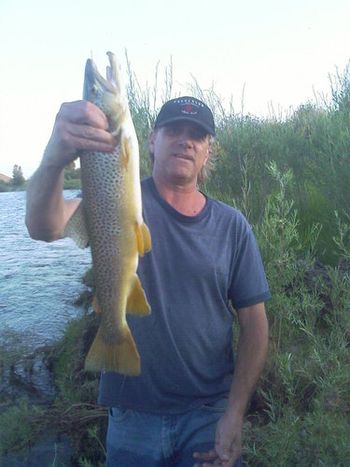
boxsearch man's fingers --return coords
[43,124,116,170]
[193,448,240,466]
[215,441,241,467]
[58,100,109,129]
[194,463,220,467]
[55,102,117,151]
[67,123,117,145]
[193,449,222,466]
[53,119,117,155]
[193,449,217,461]
[65,136,116,153]
[41,100,117,170]
[194,460,227,467]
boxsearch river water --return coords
[0,190,91,351]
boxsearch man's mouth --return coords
[173,153,194,161]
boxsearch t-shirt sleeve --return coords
[228,216,271,310]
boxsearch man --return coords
[26,96,270,467]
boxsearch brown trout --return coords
[65,52,151,375]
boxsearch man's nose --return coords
[178,129,194,146]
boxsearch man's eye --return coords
[166,127,181,136]
[190,129,206,140]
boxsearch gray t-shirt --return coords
[98,177,271,413]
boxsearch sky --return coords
[1,0,350,179]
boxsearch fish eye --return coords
[91,84,98,94]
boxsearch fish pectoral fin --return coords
[92,295,102,314]
[63,202,89,248]
[126,274,151,316]
[135,222,152,256]
[120,136,130,169]
[84,326,140,375]
[141,223,152,254]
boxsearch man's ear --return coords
[149,131,156,153]
[203,140,211,165]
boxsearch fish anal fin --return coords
[135,222,152,256]
[126,274,151,316]
[84,326,140,375]
[63,202,89,248]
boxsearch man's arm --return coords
[194,302,269,466]
[25,163,80,241]
[26,100,116,241]
[226,302,269,421]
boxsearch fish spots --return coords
[80,52,149,374]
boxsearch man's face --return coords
[149,121,210,185]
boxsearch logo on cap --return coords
[181,103,198,115]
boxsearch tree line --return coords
[0,163,81,192]
[0,165,26,192]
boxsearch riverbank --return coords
[0,164,81,192]
[0,184,26,192]
[0,179,81,193]
[0,266,104,467]
[0,309,107,466]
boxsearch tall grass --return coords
[244,164,350,464]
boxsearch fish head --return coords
[83,52,126,134]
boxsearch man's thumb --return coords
[215,438,231,461]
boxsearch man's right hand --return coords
[42,100,117,170]
[26,100,117,241]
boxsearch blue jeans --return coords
[106,399,243,467]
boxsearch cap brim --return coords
[155,116,215,136]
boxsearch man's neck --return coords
[152,175,206,217]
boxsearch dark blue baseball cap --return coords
[154,96,215,136]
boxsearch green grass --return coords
[0,400,45,454]
[239,165,350,465]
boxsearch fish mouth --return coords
[83,52,117,96]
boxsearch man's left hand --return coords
[193,412,243,466]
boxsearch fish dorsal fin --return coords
[126,274,151,316]
[63,201,89,248]
[135,222,152,257]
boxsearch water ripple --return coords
[0,191,92,349]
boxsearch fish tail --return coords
[84,325,140,375]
